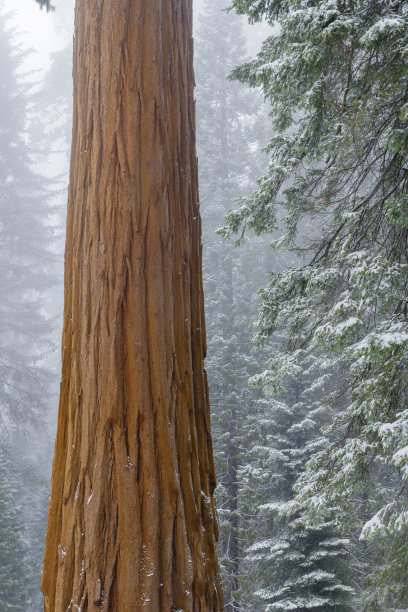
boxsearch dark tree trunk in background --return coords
[41,1,223,610]
[221,255,240,612]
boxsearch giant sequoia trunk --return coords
[41,1,223,610]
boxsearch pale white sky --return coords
[3,0,64,75]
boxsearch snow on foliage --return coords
[226,0,408,607]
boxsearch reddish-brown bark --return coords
[41,1,223,610]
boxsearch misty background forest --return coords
[1,0,408,609]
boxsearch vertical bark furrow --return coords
[42,1,223,610]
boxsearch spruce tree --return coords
[241,363,356,611]
[222,0,408,605]
[196,1,271,608]
[0,443,27,612]
[195,5,353,608]
[0,6,53,430]
[0,5,55,608]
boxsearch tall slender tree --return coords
[0,443,27,612]
[196,1,271,608]
[0,5,55,608]
[42,1,223,610]
[0,8,53,432]
[240,364,357,611]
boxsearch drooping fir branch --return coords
[34,0,54,11]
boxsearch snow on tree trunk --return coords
[41,1,223,610]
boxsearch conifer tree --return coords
[196,1,270,608]
[31,0,75,326]
[0,6,53,431]
[0,5,55,608]
[241,363,356,611]
[223,0,408,605]
[0,443,27,611]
